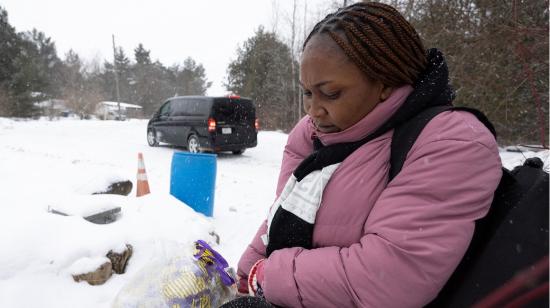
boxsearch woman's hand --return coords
[247,259,266,297]
[236,275,249,296]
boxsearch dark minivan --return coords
[147,95,258,154]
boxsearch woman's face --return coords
[300,34,392,133]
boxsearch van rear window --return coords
[212,98,255,123]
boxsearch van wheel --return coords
[187,135,200,153]
[232,149,245,155]
[147,129,158,146]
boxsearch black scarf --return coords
[266,49,455,257]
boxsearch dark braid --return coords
[343,18,413,83]
[340,26,408,86]
[304,1,427,87]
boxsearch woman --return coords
[225,2,502,307]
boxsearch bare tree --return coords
[271,0,281,35]
[300,0,308,120]
[290,0,299,123]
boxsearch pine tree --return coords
[134,43,151,66]
[0,6,19,115]
[225,26,298,131]
[101,47,131,104]
[0,6,18,85]
[7,29,60,117]
[100,61,117,102]
[114,47,131,103]
[27,29,63,97]
[147,60,174,115]
[0,8,58,116]
[131,43,159,115]
[171,57,212,96]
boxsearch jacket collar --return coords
[311,85,413,146]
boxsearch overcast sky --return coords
[2,0,335,96]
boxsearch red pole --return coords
[517,44,548,148]
[503,282,549,308]
[512,0,548,149]
[473,256,549,308]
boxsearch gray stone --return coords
[209,231,220,244]
[72,261,113,286]
[49,206,121,225]
[84,207,121,224]
[106,244,133,274]
[92,180,133,196]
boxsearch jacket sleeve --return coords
[261,112,503,307]
[237,116,314,280]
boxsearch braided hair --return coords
[304,1,427,87]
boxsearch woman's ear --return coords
[379,85,394,102]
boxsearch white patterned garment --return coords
[262,163,341,245]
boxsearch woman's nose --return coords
[305,97,327,118]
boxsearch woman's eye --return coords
[324,91,340,100]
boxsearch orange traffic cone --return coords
[136,152,151,197]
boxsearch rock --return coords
[209,231,220,244]
[49,205,121,225]
[93,180,133,196]
[107,244,133,274]
[84,207,121,224]
[72,261,113,285]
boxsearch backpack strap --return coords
[452,106,497,138]
[389,105,453,181]
[389,106,497,182]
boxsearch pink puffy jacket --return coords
[237,85,502,307]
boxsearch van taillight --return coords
[208,118,216,132]
[255,118,260,131]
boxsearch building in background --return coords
[95,101,143,120]
[34,99,75,118]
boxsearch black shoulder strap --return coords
[389,105,452,181]
[452,106,497,137]
[389,106,497,182]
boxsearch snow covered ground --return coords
[0,117,547,307]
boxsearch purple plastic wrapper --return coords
[112,240,236,308]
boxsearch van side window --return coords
[189,99,210,116]
[170,99,185,117]
[159,101,171,116]
[170,99,187,116]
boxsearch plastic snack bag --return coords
[113,240,236,308]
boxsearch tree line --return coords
[0,1,548,145]
[0,6,211,119]
[400,0,548,146]
[226,0,548,145]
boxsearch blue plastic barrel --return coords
[170,152,217,217]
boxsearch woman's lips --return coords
[315,123,340,133]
